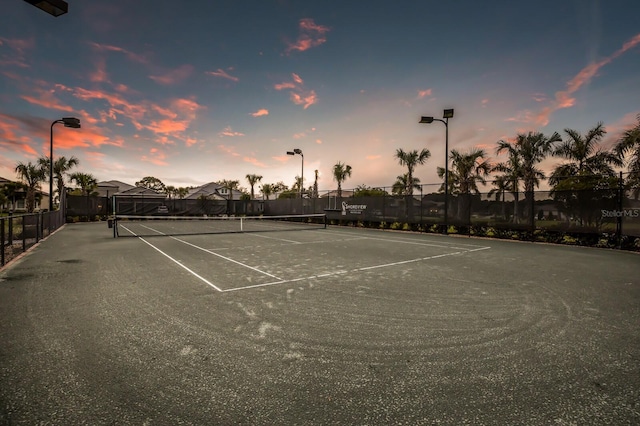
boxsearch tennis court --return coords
[113,214,490,293]
[1,220,639,424]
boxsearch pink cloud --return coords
[218,144,241,156]
[366,155,381,160]
[89,42,148,64]
[285,18,330,54]
[417,89,432,99]
[275,73,318,109]
[149,64,194,85]
[250,109,269,117]
[206,68,239,82]
[532,32,640,126]
[290,90,317,109]
[243,157,267,167]
[274,81,296,90]
[141,147,168,166]
[90,57,109,83]
[292,73,304,84]
[0,37,34,68]
[218,126,245,137]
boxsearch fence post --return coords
[617,171,623,247]
[1,217,5,266]
[8,211,13,247]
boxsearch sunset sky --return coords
[1,0,639,194]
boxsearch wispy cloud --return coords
[293,127,316,139]
[89,57,109,83]
[150,64,194,85]
[206,68,239,82]
[417,89,432,99]
[218,144,241,156]
[285,18,330,54]
[274,73,318,109]
[218,126,245,137]
[250,109,269,117]
[0,37,34,68]
[141,147,168,166]
[366,155,381,160]
[514,32,640,127]
[243,156,267,167]
[89,42,148,64]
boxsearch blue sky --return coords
[1,0,639,193]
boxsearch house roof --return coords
[114,186,165,197]
[97,180,135,192]
[185,182,244,200]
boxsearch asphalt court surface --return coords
[1,222,639,425]
[123,225,491,292]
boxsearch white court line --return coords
[221,248,486,292]
[246,232,302,244]
[315,228,490,250]
[137,237,223,292]
[124,223,491,293]
[168,236,282,280]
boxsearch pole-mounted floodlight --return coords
[420,108,454,234]
[24,0,69,17]
[286,149,304,199]
[50,117,81,211]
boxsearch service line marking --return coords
[221,247,489,292]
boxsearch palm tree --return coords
[15,161,46,212]
[495,140,524,223]
[437,149,490,221]
[501,131,561,223]
[550,123,622,225]
[39,155,79,209]
[488,175,510,221]
[176,187,189,199]
[261,183,274,200]
[70,172,98,196]
[332,162,352,198]
[246,174,263,200]
[70,172,98,219]
[313,169,319,198]
[615,114,640,199]
[218,179,240,215]
[292,176,304,194]
[394,148,430,196]
[392,173,421,195]
[165,185,176,211]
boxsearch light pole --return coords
[50,117,81,211]
[286,148,304,198]
[420,109,454,234]
[23,0,69,17]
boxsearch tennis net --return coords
[113,214,327,237]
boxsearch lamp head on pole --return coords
[286,151,295,156]
[61,117,81,128]
[23,0,69,17]
[419,116,434,124]
[293,148,302,155]
[443,109,454,119]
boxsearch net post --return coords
[240,217,244,232]
[324,213,328,229]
